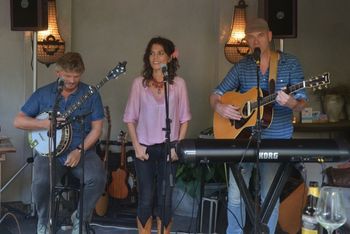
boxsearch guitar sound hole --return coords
[229,119,234,126]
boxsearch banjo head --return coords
[28,112,72,156]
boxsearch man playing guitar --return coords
[210,18,308,234]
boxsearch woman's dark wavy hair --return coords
[142,36,179,86]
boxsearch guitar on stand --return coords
[95,106,111,216]
[108,131,129,199]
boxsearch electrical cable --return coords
[0,212,22,234]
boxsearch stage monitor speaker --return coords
[264,0,297,38]
[10,0,48,31]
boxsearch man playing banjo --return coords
[13,52,106,234]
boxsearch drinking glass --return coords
[316,186,347,234]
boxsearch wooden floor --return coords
[5,201,349,234]
[0,201,198,234]
[0,214,196,234]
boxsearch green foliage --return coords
[175,162,226,198]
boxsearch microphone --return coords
[160,63,169,79]
[253,48,261,65]
[57,77,64,93]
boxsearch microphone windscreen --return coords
[57,77,64,85]
[253,48,261,64]
[254,47,261,56]
[160,63,167,72]
[57,77,64,92]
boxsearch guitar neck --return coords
[103,106,111,170]
[120,143,126,168]
[61,77,109,119]
[103,129,111,169]
[251,82,305,109]
[60,61,127,119]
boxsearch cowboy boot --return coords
[137,217,152,234]
[156,217,172,234]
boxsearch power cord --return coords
[0,212,22,234]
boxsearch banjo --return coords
[29,61,127,156]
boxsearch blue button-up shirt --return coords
[214,52,308,139]
[21,81,104,164]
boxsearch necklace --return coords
[151,79,164,94]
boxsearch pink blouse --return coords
[123,76,191,146]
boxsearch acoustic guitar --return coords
[108,131,129,199]
[95,106,111,216]
[213,72,330,139]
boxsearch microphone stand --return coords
[54,111,91,234]
[160,65,174,234]
[253,56,262,234]
[48,89,62,234]
[76,112,89,234]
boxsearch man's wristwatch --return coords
[76,146,82,152]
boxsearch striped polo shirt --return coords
[214,52,308,139]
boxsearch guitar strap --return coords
[268,51,279,94]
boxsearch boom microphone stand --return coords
[160,64,174,234]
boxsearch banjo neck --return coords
[61,78,108,119]
[29,62,127,157]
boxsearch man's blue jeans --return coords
[226,163,280,234]
[32,150,106,226]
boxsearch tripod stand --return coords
[0,136,27,233]
[0,156,34,195]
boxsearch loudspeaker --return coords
[10,0,48,31]
[264,0,297,38]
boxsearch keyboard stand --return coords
[230,162,293,233]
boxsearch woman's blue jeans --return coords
[135,143,177,227]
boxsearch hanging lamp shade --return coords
[224,0,250,64]
[37,0,65,67]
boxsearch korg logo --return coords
[259,152,279,160]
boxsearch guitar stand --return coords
[230,162,293,234]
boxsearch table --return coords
[0,136,16,216]
[293,120,350,138]
[294,120,350,132]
